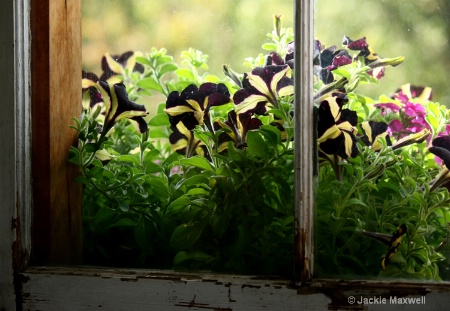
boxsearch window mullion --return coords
[294,0,314,285]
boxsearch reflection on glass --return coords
[314,0,450,280]
[79,0,295,275]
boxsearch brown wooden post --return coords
[31,0,83,264]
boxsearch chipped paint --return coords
[16,267,450,310]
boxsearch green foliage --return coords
[74,21,295,275]
[74,18,450,280]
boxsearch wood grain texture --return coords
[294,0,315,284]
[0,0,19,309]
[20,267,450,311]
[20,267,329,311]
[31,0,82,265]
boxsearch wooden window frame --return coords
[1,0,450,310]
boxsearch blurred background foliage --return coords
[315,0,450,104]
[82,0,293,76]
[83,1,450,104]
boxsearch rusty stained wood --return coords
[30,0,83,265]
[19,267,450,311]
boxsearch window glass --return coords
[314,0,450,280]
[80,0,295,275]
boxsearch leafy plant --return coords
[71,16,450,279]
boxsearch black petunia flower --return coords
[100,51,144,82]
[342,36,387,79]
[164,83,231,131]
[360,121,392,151]
[317,93,358,159]
[82,70,103,109]
[234,65,294,115]
[313,40,352,84]
[169,121,209,159]
[213,111,263,152]
[82,79,148,136]
[429,136,450,169]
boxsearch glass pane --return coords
[314,0,450,280]
[78,0,296,275]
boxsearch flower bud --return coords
[391,128,430,150]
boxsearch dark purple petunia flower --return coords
[317,93,358,159]
[100,51,144,81]
[234,65,294,115]
[342,35,388,80]
[82,70,103,108]
[214,110,263,152]
[98,81,149,135]
[81,78,149,136]
[360,121,392,151]
[313,40,352,84]
[169,121,210,159]
[164,83,231,130]
[429,136,450,168]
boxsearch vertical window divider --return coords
[294,0,314,285]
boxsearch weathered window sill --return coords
[17,266,450,311]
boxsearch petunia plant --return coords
[71,16,450,280]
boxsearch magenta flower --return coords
[388,120,403,134]
[404,102,426,117]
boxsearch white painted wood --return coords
[294,0,315,283]
[20,267,450,311]
[20,267,330,311]
[14,0,32,270]
[0,0,31,310]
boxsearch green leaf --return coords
[118,201,129,212]
[86,166,104,179]
[166,196,191,213]
[227,142,245,162]
[136,78,164,93]
[170,221,207,251]
[159,63,178,76]
[155,55,173,66]
[143,149,161,162]
[149,113,170,126]
[175,68,196,81]
[107,217,135,228]
[149,127,169,138]
[180,156,215,173]
[68,147,80,164]
[84,143,98,153]
[162,151,181,166]
[262,43,278,51]
[246,130,269,158]
[175,175,210,191]
[145,162,163,174]
[135,56,152,66]
[186,188,210,196]
[173,250,214,266]
[260,125,281,146]
[146,178,169,197]
[343,198,369,208]
[116,154,140,165]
